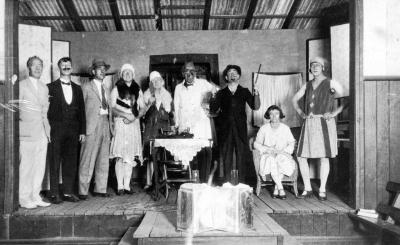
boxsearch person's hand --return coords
[254,87,260,96]
[79,134,86,143]
[149,96,156,104]
[47,136,51,143]
[323,112,334,120]
[296,109,306,119]
[125,113,136,121]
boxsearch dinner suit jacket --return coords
[19,78,50,141]
[47,79,86,134]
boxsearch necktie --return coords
[61,81,71,86]
[101,84,107,109]
[184,82,193,87]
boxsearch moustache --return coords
[62,68,72,71]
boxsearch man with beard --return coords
[47,57,86,204]
[210,65,260,184]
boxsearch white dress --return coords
[110,88,144,167]
[254,123,296,179]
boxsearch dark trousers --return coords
[49,123,79,196]
[190,147,212,183]
[221,126,246,183]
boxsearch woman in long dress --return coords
[254,105,296,199]
[110,64,145,195]
[292,56,344,201]
[142,71,174,190]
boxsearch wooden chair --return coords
[249,137,299,197]
[349,181,400,244]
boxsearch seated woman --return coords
[142,71,174,190]
[254,105,296,199]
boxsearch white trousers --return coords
[19,138,48,206]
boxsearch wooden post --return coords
[0,0,19,215]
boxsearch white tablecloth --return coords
[154,138,212,166]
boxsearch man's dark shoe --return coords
[63,195,80,202]
[78,194,88,200]
[93,192,111,197]
[124,189,135,195]
[48,195,63,204]
[116,189,125,196]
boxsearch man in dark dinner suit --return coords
[47,57,86,203]
[210,65,260,184]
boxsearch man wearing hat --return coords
[210,64,260,184]
[292,56,344,201]
[78,59,112,199]
[47,57,86,204]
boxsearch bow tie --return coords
[184,82,193,87]
[61,81,71,86]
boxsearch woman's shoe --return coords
[272,189,279,199]
[297,190,313,199]
[144,184,152,191]
[278,190,287,200]
[116,189,125,196]
[318,192,327,201]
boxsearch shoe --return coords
[93,192,111,197]
[124,189,135,195]
[20,203,37,209]
[318,192,327,201]
[143,184,152,191]
[116,189,125,196]
[48,195,63,204]
[63,195,80,202]
[297,190,313,199]
[277,190,287,200]
[78,194,88,200]
[272,189,278,199]
[35,200,51,207]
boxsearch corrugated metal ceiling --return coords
[18,0,349,32]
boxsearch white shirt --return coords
[93,79,108,115]
[60,78,72,104]
[29,76,39,91]
[174,78,214,139]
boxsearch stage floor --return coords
[14,186,353,217]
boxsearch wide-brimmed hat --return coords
[88,59,110,73]
[223,64,242,78]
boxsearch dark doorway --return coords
[149,54,219,96]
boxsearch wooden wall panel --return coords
[389,81,400,183]
[376,81,390,204]
[363,81,377,208]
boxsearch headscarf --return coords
[144,71,172,112]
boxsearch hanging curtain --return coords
[253,73,303,128]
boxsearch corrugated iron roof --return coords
[18,0,349,32]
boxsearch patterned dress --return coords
[297,79,338,158]
[110,86,144,167]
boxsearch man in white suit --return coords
[19,56,51,209]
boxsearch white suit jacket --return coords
[19,78,50,141]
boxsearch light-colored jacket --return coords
[81,80,111,136]
[19,78,50,141]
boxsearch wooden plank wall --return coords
[361,80,400,208]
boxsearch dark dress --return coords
[210,85,260,182]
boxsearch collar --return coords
[183,78,195,87]
[60,78,71,85]
[228,83,239,93]
[93,79,103,85]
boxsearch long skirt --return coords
[297,116,337,158]
[259,153,295,181]
[110,117,142,167]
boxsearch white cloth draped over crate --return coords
[153,138,212,166]
[253,73,303,128]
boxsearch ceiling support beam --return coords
[282,0,302,29]
[108,0,123,31]
[161,5,204,10]
[202,0,212,30]
[153,0,162,31]
[243,0,258,29]
[60,0,84,31]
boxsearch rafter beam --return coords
[202,0,212,30]
[161,5,204,10]
[243,0,258,29]
[153,0,162,31]
[282,0,302,29]
[60,0,84,31]
[108,0,123,31]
